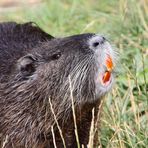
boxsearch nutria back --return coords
[0,22,116,148]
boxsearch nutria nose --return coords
[90,35,106,48]
[92,36,106,47]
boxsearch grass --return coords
[0,0,147,147]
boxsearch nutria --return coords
[0,22,116,148]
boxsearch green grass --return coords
[0,0,147,147]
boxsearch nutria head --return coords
[15,34,116,106]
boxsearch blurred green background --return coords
[0,0,147,147]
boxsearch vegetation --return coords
[0,0,147,147]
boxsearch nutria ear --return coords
[18,54,37,76]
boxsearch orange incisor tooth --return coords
[103,71,111,83]
[106,55,113,71]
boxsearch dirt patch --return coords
[0,0,41,8]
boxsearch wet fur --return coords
[0,22,102,148]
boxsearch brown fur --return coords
[0,22,111,148]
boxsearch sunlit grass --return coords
[0,0,147,147]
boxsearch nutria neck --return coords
[0,78,102,147]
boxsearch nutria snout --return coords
[0,22,116,148]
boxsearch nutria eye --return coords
[51,53,61,60]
